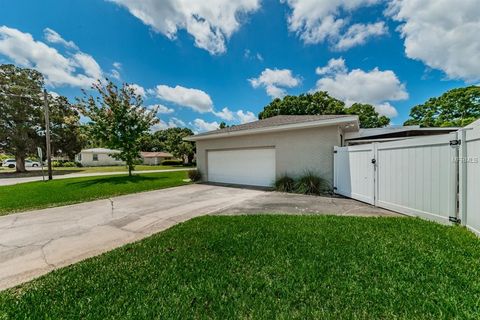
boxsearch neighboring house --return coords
[344,125,459,145]
[185,115,359,187]
[185,115,462,188]
[75,148,124,166]
[141,151,174,165]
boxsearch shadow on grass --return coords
[0,169,83,178]
[66,175,163,187]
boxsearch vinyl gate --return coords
[334,132,459,223]
[460,125,480,235]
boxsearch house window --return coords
[77,154,82,161]
[93,154,99,161]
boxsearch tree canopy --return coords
[140,128,196,164]
[78,81,158,175]
[0,64,44,172]
[258,91,390,128]
[404,86,480,127]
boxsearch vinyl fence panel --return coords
[375,133,458,223]
[334,145,375,205]
[463,126,480,235]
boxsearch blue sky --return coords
[0,0,477,132]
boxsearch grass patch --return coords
[1,215,480,319]
[0,171,190,215]
[0,165,189,178]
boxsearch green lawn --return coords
[1,215,479,319]
[0,165,189,177]
[0,171,190,215]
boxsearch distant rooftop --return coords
[81,148,120,153]
[141,151,173,158]
[345,125,460,141]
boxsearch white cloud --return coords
[374,102,398,118]
[213,107,235,121]
[113,62,122,70]
[236,110,257,123]
[110,62,122,80]
[244,49,264,61]
[387,0,480,82]
[314,58,408,117]
[147,104,175,114]
[283,0,386,49]
[315,57,347,75]
[335,21,387,51]
[128,83,146,97]
[157,104,175,114]
[43,27,78,49]
[249,68,301,98]
[154,84,213,113]
[0,26,102,88]
[151,117,186,131]
[192,118,220,132]
[109,0,260,55]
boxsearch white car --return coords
[2,159,41,168]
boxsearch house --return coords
[185,115,464,188]
[184,115,359,187]
[75,148,124,166]
[141,151,174,165]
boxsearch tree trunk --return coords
[15,154,27,173]
[128,165,133,177]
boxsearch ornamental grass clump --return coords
[274,175,295,192]
[188,169,202,182]
[294,171,331,195]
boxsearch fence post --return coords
[459,129,468,226]
[372,142,378,207]
[449,131,460,223]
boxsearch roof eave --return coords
[184,116,359,142]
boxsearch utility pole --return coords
[44,90,53,180]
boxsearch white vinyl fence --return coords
[334,124,480,229]
[334,133,457,223]
[460,125,480,235]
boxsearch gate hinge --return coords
[449,139,461,146]
[333,150,338,154]
[449,216,461,224]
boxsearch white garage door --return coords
[207,148,276,187]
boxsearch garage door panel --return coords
[207,148,275,187]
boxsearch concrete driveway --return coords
[0,184,398,290]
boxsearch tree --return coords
[0,64,44,172]
[44,95,86,159]
[153,128,196,163]
[259,91,345,119]
[404,86,480,127]
[258,91,390,128]
[345,103,390,128]
[78,81,158,176]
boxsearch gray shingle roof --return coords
[191,115,353,138]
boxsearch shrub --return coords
[52,161,63,167]
[162,159,183,166]
[75,162,83,168]
[62,161,76,167]
[188,169,202,182]
[274,175,295,192]
[294,171,332,195]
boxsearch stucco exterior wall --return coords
[195,125,342,184]
[77,152,125,167]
